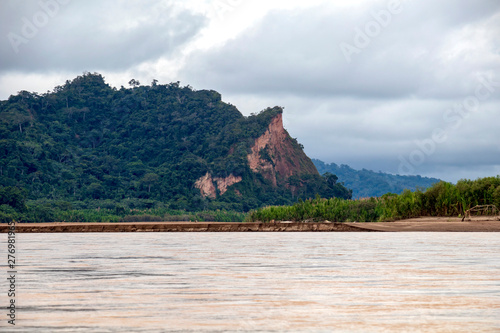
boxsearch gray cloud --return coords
[179,0,500,181]
[0,0,206,73]
[181,0,500,99]
[0,0,499,182]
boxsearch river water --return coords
[3,232,500,332]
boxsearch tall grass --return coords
[248,177,500,222]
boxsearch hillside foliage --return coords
[0,72,351,220]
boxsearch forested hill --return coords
[313,159,440,198]
[0,72,350,213]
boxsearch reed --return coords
[248,176,500,222]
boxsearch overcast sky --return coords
[1,0,499,182]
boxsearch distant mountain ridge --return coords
[312,159,441,198]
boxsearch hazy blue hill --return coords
[312,159,441,198]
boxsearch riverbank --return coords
[1,217,499,232]
[0,221,369,233]
[345,217,500,232]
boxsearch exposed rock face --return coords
[195,172,242,198]
[215,174,242,195]
[247,113,318,186]
[195,173,217,198]
[195,111,318,198]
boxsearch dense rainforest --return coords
[313,159,440,198]
[0,72,351,222]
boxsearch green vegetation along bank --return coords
[3,177,499,224]
[248,176,500,222]
[0,186,246,223]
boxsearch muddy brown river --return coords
[3,232,500,332]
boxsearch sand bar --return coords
[1,217,499,232]
[345,217,500,232]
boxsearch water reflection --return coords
[6,232,500,332]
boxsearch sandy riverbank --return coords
[345,217,500,232]
[1,217,499,232]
